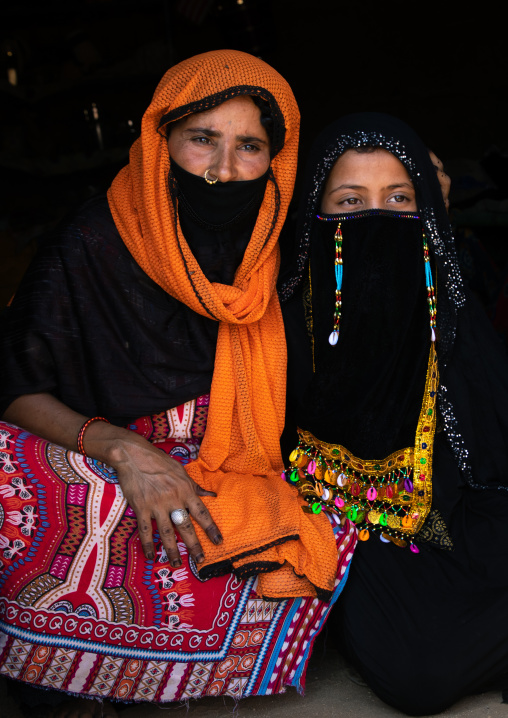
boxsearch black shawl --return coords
[0,158,267,425]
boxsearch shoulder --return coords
[52,194,124,252]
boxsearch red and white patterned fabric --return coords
[0,397,356,703]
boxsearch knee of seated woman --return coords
[359,655,463,716]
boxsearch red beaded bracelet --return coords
[77,416,110,456]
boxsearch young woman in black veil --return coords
[279,113,508,715]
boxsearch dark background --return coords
[2,0,508,324]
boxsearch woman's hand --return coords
[101,429,222,566]
[3,393,223,566]
[429,150,451,211]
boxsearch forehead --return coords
[328,148,413,183]
[175,95,261,129]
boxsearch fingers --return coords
[154,506,208,567]
[188,496,223,546]
[154,512,184,567]
[135,509,156,561]
[195,482,217,498]
[428,149,451,211]
[172,512,205,564]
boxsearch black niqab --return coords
[170,160,268,284]
[302,210,429,458]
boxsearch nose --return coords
[210,144,239,183]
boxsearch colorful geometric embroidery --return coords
[0,399,356,703]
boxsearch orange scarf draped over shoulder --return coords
[108,49,337,599]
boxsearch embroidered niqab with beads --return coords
[285,208,438,548]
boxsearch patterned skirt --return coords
[0,396,356,704]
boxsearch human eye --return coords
[190,135,213,146]
[240,142,262,153]
[388,193,413,205]
[339,196,362,207]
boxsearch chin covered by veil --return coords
[279,113,508,715]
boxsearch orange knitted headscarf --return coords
[108,49,338,599]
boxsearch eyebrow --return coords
[182,127,268,144]
[328,182,414,194]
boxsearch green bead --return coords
[347,507,358,521]
[332,449,339,456]
[427,409,433,416]
[312,502,322,514]
[379,513,388,526]
[420,458,427,465]
[290,470,299,482]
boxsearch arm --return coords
[3,393,223,566]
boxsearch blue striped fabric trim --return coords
[242,598,289,696]
[290,561,352,691]
[253,598,302,695]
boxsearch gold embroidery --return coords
[417,509,454,550]
[287,343,438,546]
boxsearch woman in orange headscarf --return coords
[0,50,356,709]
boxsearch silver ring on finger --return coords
[171,508,189,526]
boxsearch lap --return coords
[0,419,354,702]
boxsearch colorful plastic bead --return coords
[358,529,370,541]
[334,496,345,509]
[410,543,420,554]
[307,460,316,474]
[337,473,347,487]
[311,502,322,514]
[366,486,378,501]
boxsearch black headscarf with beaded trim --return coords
[281,112,508,493]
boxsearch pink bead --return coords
[281,472,286,481]
[410,543,420,554]
[308,460,316,475]
[335,496,345,509]
[366,487,377,501]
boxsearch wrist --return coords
[81,421,145,465]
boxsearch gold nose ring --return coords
[204,168,219,185]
